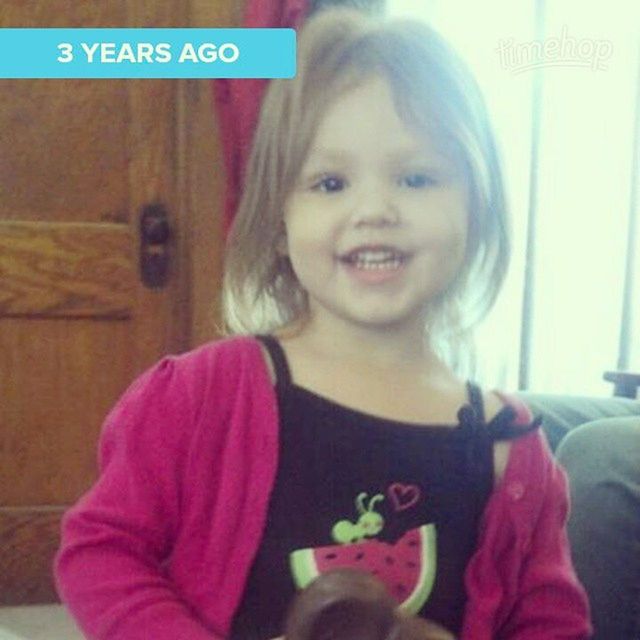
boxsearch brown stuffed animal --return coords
[284,569,455,640]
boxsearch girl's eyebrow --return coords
[306,146,451,167]
[304,148,351,164]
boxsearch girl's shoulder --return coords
[118,335,269,412]
[100,335,272,449]
[169,333,262,366]
[483,391,544,486]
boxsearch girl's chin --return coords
[342,305,424,329]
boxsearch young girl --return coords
[55,8,591,640]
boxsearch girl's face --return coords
[283,75,468,337]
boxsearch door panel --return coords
[0,80,130,223]
[0,510,66,604]
[1,318,132,506]
[0,222,134,317]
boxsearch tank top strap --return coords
[465,381,486,423]
[485,393,543,441]
[486,415,542,440]
[255,334,293,389]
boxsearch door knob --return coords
[139,203,171,289]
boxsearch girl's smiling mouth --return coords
[337,245,411,283]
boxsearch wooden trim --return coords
[176,78,226,348]
[177,0,244,349]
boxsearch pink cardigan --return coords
[54,336,591,640]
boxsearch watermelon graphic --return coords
[290,524,436,614]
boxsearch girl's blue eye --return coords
[400,173,433,189]
[313,175,346,193]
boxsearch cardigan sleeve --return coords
[498,438,592,640]
[54,358,218,640]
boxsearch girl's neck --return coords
[277,312,447,377]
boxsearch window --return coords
[391,0,640,394]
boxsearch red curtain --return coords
[213,0,309,237]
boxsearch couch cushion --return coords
[516,393,640,452]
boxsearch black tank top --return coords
[231,335,537,639]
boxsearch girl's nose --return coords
[351,186,400,228]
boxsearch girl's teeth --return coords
[341,249,405,270]
[353,255,403,270]
[354,258,402,270]
[357,251,394,261]
[349,250,402,261]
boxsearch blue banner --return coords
[0,28,296,78]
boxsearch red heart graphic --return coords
[387,483,421,512]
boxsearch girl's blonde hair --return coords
[221,7,510,352]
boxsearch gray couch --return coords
[518,392,640,452]
[518,392,640,639]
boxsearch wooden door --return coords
[0,0,237,604]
